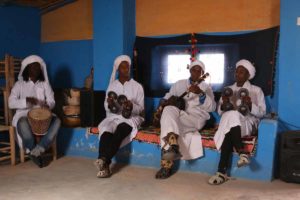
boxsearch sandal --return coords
[162,145,182,161]
[208,172,228,185]
[155,167,172,179]
[237,153,250,168]
[94,159,105,171]
[96,168,112,178]
[94,158,111,178]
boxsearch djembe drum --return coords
[28,108,52,135]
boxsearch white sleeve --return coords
[44,83,55,110]
[217,98,224,115]
[250,87,266,118]
[199,85,216,112]
[8,82,27,109]
[131,84,144,115]
[104,84,113,113]
[163,82,177,100]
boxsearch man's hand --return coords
[189,85,203,95]
[40,101,50,109]
[243,96,252,110]
[26,97,38,106]
[107,97,114,107]
[123,100,133,111]
[221,96,230,103]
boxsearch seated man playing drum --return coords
[8,55,61,168]
[155,60,216,179]
[208,59,266,185]
[94,55,144,178]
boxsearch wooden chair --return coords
[0,54,57,163]
[0,54,19,165]
[0,125,16,165]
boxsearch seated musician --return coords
[155,60,216,179]
[94,55,144,178]
[208,59,266,185]
[8,55,61,168]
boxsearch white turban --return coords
[236,59,256,80]
[18,55,49,83]
[109,55,131,85]
[188,60,205,72]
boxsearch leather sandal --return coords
[155,167,172,179]
[208,172,228,185]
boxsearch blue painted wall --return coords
[93,0,135,90]
[0,6,40,58]
[123,0,136,57]
[58,118,279,181]
[278,0,300,131]
[40,40,93,88]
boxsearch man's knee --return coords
[50,116,61,127]
[17,117,29,127]
[162,106,179,117]
[117,122,132,132]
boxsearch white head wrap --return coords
[236,59,256,80]
[18,55,49,83]
[109,55,131,85]
[188,60,205,72]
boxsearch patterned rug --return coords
[87,126,257,156]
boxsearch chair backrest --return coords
[0,54,22,125]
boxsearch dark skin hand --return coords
[188,65,204,94]
[107,96,114,106]
[26,97,39,105]
[26,97,49,108]
[122,100,133,111]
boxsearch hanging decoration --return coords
[188,33,199,62]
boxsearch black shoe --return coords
[29,155,43,168]
[162,145,182,161]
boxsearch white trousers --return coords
[160,106,205,160]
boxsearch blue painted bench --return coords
[56,118,278,181]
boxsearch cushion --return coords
[87,126,257,156]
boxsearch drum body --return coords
[28,108,52,135]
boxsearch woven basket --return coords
[63,116,81,127]
[70,89,80,98]
[63,105,80,116]
[66,96,80,106]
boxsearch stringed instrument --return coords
[152,72,209,127]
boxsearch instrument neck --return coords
[180,73,209,99]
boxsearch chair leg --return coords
[20,148,25,163]
[9,126,16,165]
[52,141,57,160]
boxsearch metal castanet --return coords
[107,91,132,118]
[221,87,234,112]
[237,88,250,116]
[107,91,120,114]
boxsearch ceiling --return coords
[0,0,75,13]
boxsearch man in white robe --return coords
[8,55,61,168]
[208,59,266,185]
[95,55,144,178]
[155,60,216,179]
